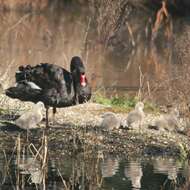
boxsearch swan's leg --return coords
[75,94,79,104]
[45,106,49,128]
[26,129,29,142]
[52,107,56,126]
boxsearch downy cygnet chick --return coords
[126,102,145,130]
[153,108,180,132]
[100,112,120,131]
[15,101,45,130]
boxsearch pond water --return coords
[0,146,189,190]
[0,125,188,190]
[0,1,183,98]
[0,1,188,106]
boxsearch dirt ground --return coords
[0,94,190,159]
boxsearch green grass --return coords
[93,93,137,112]
[93,93,159,113]
[144,101,160,113]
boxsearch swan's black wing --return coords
[6,81,42,102]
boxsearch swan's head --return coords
[70,56,85,73]
[70,56,87,87]
[70,56,91,104]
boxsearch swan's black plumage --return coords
[6,56,91,126]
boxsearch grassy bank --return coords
[93,93,159,113]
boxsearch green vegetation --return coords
[93,93,159,113]
[93,93,137,112]
[144,101,160,113]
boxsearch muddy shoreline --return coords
[0,95,190,159]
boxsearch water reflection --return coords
[0,0,189,107]
[0,5,91,89]
[0,124,188,190]
[0,1,171,95]
[18,157,43,184]
[0,143,190,190]
[124,160,143,189]
[153,157,178,181]
[0,1,187,104]
[101,156,119,178]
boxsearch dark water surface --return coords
[0,126,188,190]
[0,147,189,190]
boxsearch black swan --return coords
[6,56,91,126]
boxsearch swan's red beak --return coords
[80,74,87,87]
